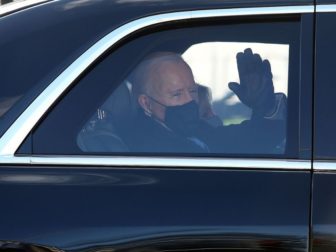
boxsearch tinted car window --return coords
[32,18,301,157]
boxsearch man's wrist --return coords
[263,93,287,120]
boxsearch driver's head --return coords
[132,52,198,121]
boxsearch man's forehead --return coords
[143,54,196,95]
[157,64,193,82]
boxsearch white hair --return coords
[131,52,188,97]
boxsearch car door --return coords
[312,2,336,251]
[0,3,313,252]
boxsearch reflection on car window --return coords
[33,19,300,157]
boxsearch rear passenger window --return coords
[32,18,301,157]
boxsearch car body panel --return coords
[0,167,310,251]
[312,172,336,251]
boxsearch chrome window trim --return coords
[0,5,314,157]
[0,0,49,16]
[314,161,336,171]
[0,155,311,170]
[316,5,336,13]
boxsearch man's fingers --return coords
[236,52,247,80]
[253,53,263,73]
[244,48,253,55]
[228,82,243,99]
[262,59,273,79]
[237,48,253,77]
[253,53,262,63]
[237,48,261,82]
[232,48,276,112]
[260,59,275,103]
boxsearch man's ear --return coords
[138,94,151,114]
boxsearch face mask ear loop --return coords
[144,109,152,117]
[146,94,167,108]
[145,94,170,125]
[145,101,153,116]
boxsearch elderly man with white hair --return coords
[128,49,286,154]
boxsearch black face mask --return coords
[147,95,200,136]
[164,100,200,136]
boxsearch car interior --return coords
[28,17,300,157]
[75,18,299,157]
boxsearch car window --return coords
[32,17,301,158]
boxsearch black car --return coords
[0,0,336,251]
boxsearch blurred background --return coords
[183,41,289,125]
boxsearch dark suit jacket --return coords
[127,112,285,155]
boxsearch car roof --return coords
[0,0,313,63]
[0,0,313,70]
[1,0,313,24]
